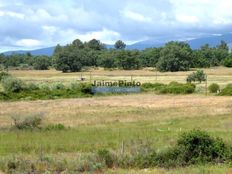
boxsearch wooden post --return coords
[205,74,208,96]
[156,70,158,82]
[89,72,92,83]
[39,144,43,161]
[121,140,125,155]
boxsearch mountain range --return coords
[2,33,232,56]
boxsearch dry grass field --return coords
[0,67,232,173]
[9,67,232,86]
[0,94,232,127]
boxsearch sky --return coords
[0,0,232,52]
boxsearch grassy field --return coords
[9,67,232,86]
[0,94,232,172]
[0,67,232,173]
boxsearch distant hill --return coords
[127,33,232,50]
[187,34,232,49]
[3,46,55,56]
[2,33,232,56]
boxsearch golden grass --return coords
[8,67,232,87]
[0,93,231,127]
[107,166,232,174]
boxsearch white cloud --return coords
[176,14,199,24]
[121,10,152,23]
[15,39,42,47]
[57,28,121,45]
[78,29,121,44]
[42,25,58,34]
[0,10,24,19]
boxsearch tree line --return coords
[1,39,232,72]
[0,53,51,70]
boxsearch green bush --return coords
[141,83,166,91]
[26,83,40,91]
[187,70,206,83]
[1,76,26,93]
[79,83,93,94]
[155,130,228,167]
[70,82,80,90]
[11,114,43,130]
[224,57,232,67]
[154,147,181,168]
[51,83,65,90]
[219,84,232,96]
[208,83,220,93]
[133,151,157,168]
[97,149,114,168]
[177,130,227,164]
[141,82,195,94]
[0,71,10,81]
[160,82,196,94]
[39,83,51,90]
[44,124,66,131]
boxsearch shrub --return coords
[0,71,10,81]
[70,82,80,90]
[133,151,157,168]
[141,83,166,91]
[26,83,40,91]
[219,84,232,96]
[97,149,114,168]
[51,83,65,90]
[224,57,232,67]
[154,147,181,168]
[11,113,43,130]
[39,83,51,90]
[160,82,196,94]
[79,83,93,94]
[44,124,66,131]
[208,83,220,93]
[1,76,26,93]
[141,82,195,94]
[176,130,227,164]
[187,70,206,83]
[155,130,228,167]
[76,155,102,173]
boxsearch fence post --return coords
[121,140,125,155]
[205,74,208,96]
[89,72,92,84]
[156,69,158,82]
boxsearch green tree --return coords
[33,56,51,70]
[54,48,83,72]
[192,50,210,68]
[156,42,192,72]
[86,39,105,50]
[224,57,232,67]
[72,39,84,49]
[187,70,206,83]
[140,48,161,67]
[115,50,141,70]
[114,40,126,50]
[97,50,116,68]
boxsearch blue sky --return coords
[0,0,232,52]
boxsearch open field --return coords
[0,92,232,172]
[9,67,232,87]
[0,68,232,173]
